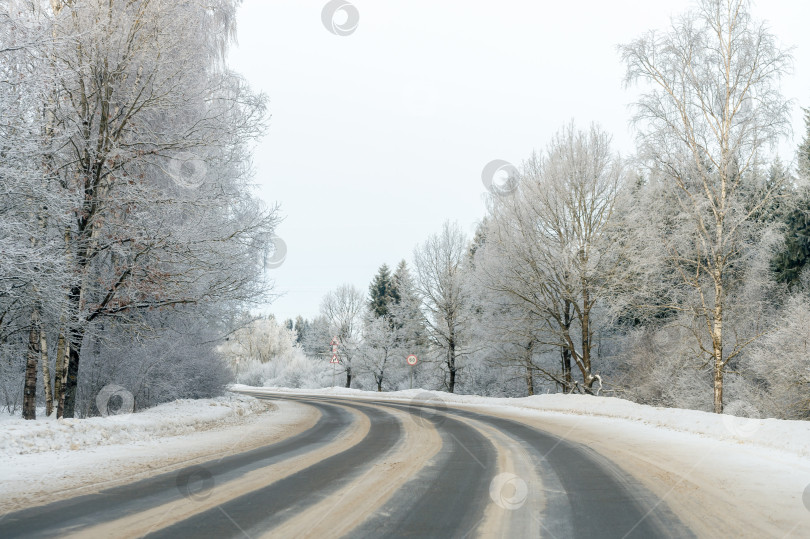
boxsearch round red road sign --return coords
[406,354,418,366]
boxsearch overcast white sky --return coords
[227,0,810,323]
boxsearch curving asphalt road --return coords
[0,392,694,538]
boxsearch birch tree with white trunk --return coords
[620,0,792,413]
[1,0,71,419]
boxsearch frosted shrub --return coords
[746,296,810,419]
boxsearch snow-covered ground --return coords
[232,385,810,458]
[231,385,810,458]
[0,395,266,455]
[0,394,314,513]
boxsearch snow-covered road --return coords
[1,388,809,538]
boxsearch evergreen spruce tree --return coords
[368,264,397,318]
[773,110,810,288]
[293,315,310,344]
[468,218,488,260]
[799,108,810,181]
[391,260,427,350]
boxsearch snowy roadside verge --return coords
[0,394,316,514]
[232,385,810,459]
[0,394,268,455]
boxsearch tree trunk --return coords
[23,311,42,420]
[581,280,594,391]
[57,341,70,418]
[62,267,87,418]
[561,348,572,389]
[345,366,352,388]
[562,300,573,390]
[713,291,724,414]
[524,340,534,396]
[62,325,83,419]
[41,330,52,416]
[712,261,725,414]
[53,330,66,418]
[525,365,534,396]
[447,341,457,393]
[377,377,382,392]
[713,358,724,414]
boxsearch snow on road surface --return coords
[2,386,810,537]
[236,386,810,538]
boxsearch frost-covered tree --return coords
[413,222,472,393]
[620,0,793,412]
[368,264,398,318]
[1,1,71,419]
[745,295,810,419]
[479,123,625,393]
[772,115,810,289]
[1,0,278,417]
[320,284,365,387]
[357,314,402,391]
[219,317,299,371]
[390,260,427,354]
[302,315,330,360]
[46,0,277,418]
[293,315,310,344]
[217,315,326,389]
[798,108,810,182]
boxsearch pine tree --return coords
[772,203,810,288]
[799,108,810,182]
[772,111,810,288]
[391,260,427,353]
[293,315,309,344]
[468,218,488,260]
[368,264,397,318]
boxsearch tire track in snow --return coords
[444,406,694,538]
[348,401,497,538]
[68,400,370,538]
[142,398,405,538]
[0,399,351,538]
[1,392,696,539]
[258,400,443,538]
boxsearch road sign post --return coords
[406,355,418,389]
[331,337,339,386]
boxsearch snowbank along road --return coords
[2,390,803,538]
